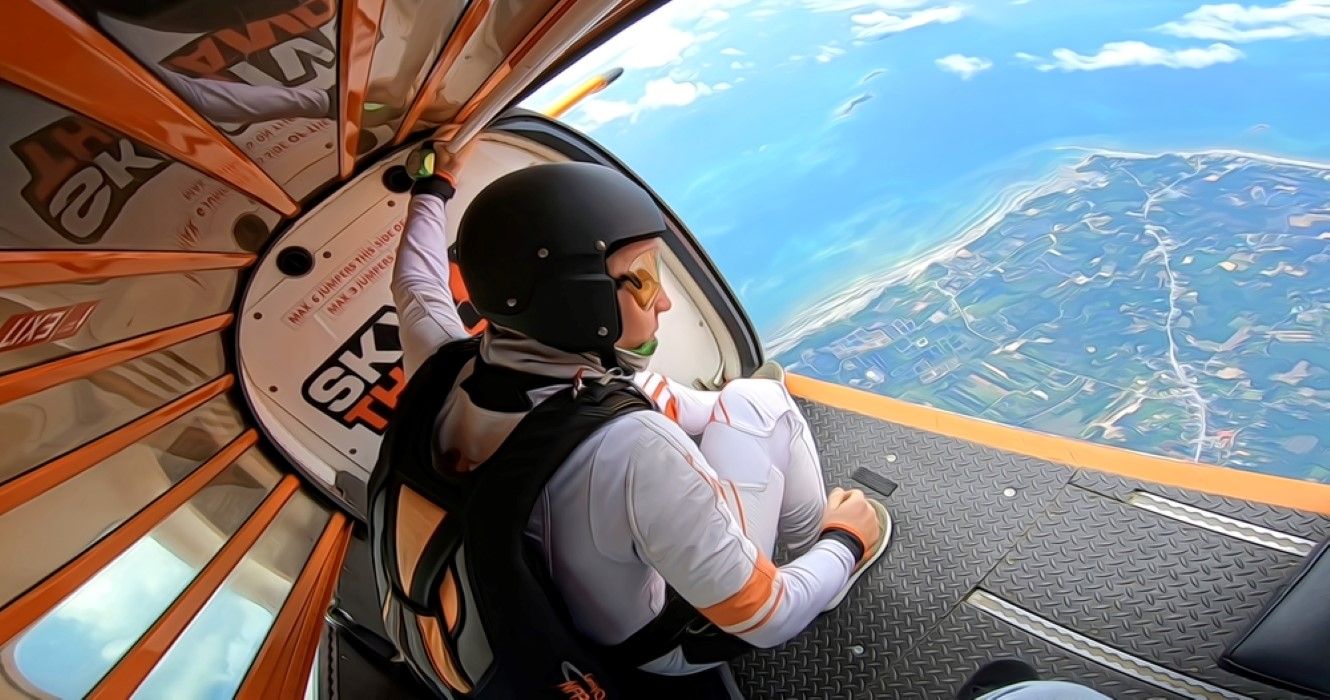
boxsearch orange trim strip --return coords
[786,373,1330,516]
[664,396,680,423]
[0,314,231,406]
[391,0,494,145]
[338,0,389,177]
[441,569,461,634]
[0,430,258,646]
[735,581,784,635]
[698,556,777,629]
[0,375,234,516]
[277,526,351,696]
[0,0,298,216]
[451,0,581,126]
[531,0,651,88]
[88,476,301,699]
[728,481,748,536]
[418,615,472,694]
[0,251,255,290]
[236,514,351,699]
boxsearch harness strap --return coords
[371,339,749,697]
[610,588,755,669]
[461,382,652,697]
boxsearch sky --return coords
[523,0,1330,337]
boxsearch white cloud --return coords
[816,44,848,62]
[1013,51,1040,62]
[1034,41,1244,71]
[579,99,637,126]
[850,5,966,40]
[572,77,714,130]
[1158,0,1330,42]
[623,25,711,70]
[935,53,993,79]
[720,47,747,56]
[696,8,731,29]
[804,0,934,10]
[640,76,713,108]
[521,0,744,110]
[798,0,967,40]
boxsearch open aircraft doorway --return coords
[0,0,1328,698]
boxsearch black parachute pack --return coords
[368,338,654,699]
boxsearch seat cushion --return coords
[1220,537,1330,698]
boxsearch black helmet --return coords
[457,162,669,361]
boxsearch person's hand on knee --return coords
[818,487,893,611]
[820,487,884,565]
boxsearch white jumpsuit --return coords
[391,190,856,674]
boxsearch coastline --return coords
[764,146,1330,358]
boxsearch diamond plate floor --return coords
[730,399,1329,699]
[982,487,1307,699]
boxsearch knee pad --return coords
[715,378,795,434]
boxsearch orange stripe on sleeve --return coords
[735,580,785,635]
[728,481,747,536]
[664,396,680,423]
[698,556,778,629]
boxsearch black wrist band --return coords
[820,529,865,562]
[411,175,456,200]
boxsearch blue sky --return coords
[524,0,1330,336]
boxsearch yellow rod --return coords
[542,67,623,119]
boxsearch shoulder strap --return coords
[372,348,656,698]
[369,338,480,507]
[369,339,479,617]
[461,379,651,698]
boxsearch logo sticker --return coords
[162,0,336,87]
[0,301,99,353]
[301,306,405,435]
[11,118,170,244]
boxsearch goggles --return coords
[614,249,663,310]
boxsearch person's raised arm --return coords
[392,141,474,377]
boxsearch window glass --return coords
[0,450,280,699]
[0,332,228,485]
[0,395,246,608]
[133,491,328,700]
[72,0,342,200]
[0,84,279,251]
[0,269,238,375]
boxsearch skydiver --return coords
[376,138,891,696]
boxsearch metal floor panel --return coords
[871,604,1188,700]
[1072,469,1330,542]
[733,400,1074,698]
[732,399,1329,699]
[981,486,1309,699]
